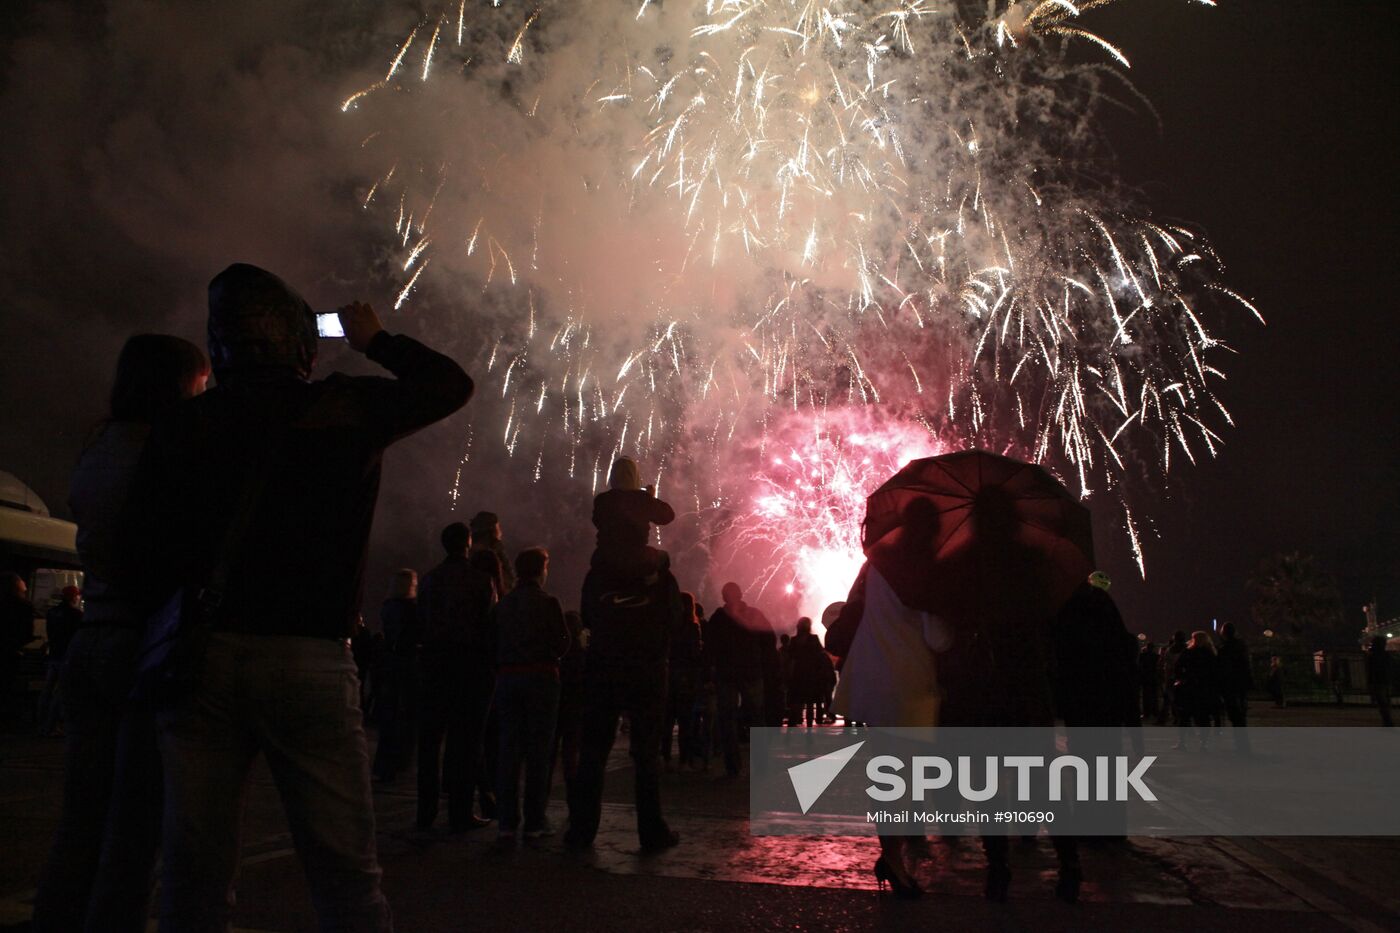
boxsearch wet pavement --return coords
[1,704,1396,932]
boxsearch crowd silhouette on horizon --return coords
[4,262,1393,932]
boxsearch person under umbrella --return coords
[856,450,1090,903]
[831,498,950,899]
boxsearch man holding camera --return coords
[122,263,472,932]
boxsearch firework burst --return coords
[344,0,1256,614]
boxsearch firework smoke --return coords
[344,0,1256,621]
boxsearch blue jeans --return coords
[156,633,391,933]
[34,625,162,933]
[494,671,560,833]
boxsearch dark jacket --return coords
[788,632,834,704]
[1216,635,1252,695]
[1051,583,1139,726]
[670,615,704,674]
[379,597,421,656]
[420,554,497,656]
[704,602,773,683]
[580,569,684,672]
[592,489,674,558]
[1137,648,1161,688]
[471,541,513,593]
[44,604,81,661]
[68,421,151,626]
[1173,646,1217,713]
[493,580,570,669]
[121,332,471,639]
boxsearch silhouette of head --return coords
[608,457,642,491]
[899,496,942,549]
[796,616,813,636]
[1221,621,1237,639]
[722,582,742,606]
[389,569,417,600]
[516,547,549,584]
[109,334,210,422]
[469,511,501,543]
[441,522,470,556]
[207,264,317,379]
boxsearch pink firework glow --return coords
[727,412,945,633]
[346,0,1260,613]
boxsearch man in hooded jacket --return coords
[120,263,472,932]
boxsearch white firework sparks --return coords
[343,0,1259,611]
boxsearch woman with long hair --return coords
[1173,630,1219,750]
[33,334,208,932]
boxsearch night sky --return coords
[1,0,1395,639]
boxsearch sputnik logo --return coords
[787,741,865,814]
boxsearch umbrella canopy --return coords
[862,450,1094,628]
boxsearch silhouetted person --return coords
[788,618,834,728]
[663,592,704,766]
[934,487,1081,904]
[705,583,772,778]
[470,511,514,593]
[493,548,570,843]
[831,550,949,900]
[1051,571,1139,840]
[1052,573,1138,728]
[37,585,82,736]
[1366,636,1393,727]
[1216,622,1253,749]
[590,457,675,582]
[1159,631,1188,724]
[554,610,588,794]
[371,570,420,783]
[417,522,498,831]
[119,264,471,930]
[567,548,685,851]
[1173,631,1218,749]
[1138,640,1161,721]
[468,546,505,818]
[1267,656,1286,707]
[32,333,208,933]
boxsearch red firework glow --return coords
[729,413,945,635]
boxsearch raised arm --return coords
[339,302,474,443]
[646,493,676,527]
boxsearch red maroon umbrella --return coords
[862,450,1094,627]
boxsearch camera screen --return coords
[316,312,345,339]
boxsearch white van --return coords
[0,471,83,645]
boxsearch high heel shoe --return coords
[984,862,1011,902]
[874,857,923,900]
